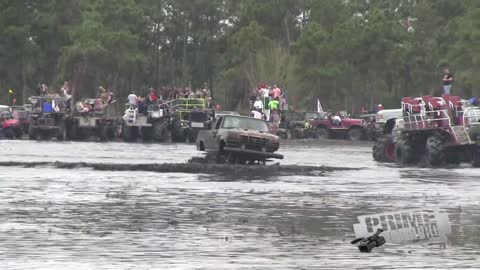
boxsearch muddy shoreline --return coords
[0,160,361,176]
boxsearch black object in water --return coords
[351,229,386,253]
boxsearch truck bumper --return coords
[223,147,284,160]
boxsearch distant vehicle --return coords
[214,111,240,119]
[196,115,284,164]
[28,96,68,140]
[277,111,320,139]
[11,105,30,133]
[311,112,367,140]
[170,98,214,142]
[67,99,117,141]
[0,105,23,139]
[122,101,170,142]
[373,95,480,166]
[375,109,403,137]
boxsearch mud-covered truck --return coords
[196,115,284,164]
[122,102,170,142]
[277,111,321,139]
[0,105,23,139]
[170,98,214,142]
[373,95,480,166]
[28,96,68,140]
[67,99,117,141]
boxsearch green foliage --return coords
[0,0,476,111]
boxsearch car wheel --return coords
[317,126,330,139]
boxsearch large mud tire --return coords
[153,122,169,142]
[309,129,319,139]
[98,125,114,141]
[57,121,67,141]
[277,129,289,140]
[38,130,52,141]
[472,146,480,168]
[28,126,37,140]
[122,126,138,142]
[3,128,15,139]
[372,135,395,163]
[14,127,23,139]
[141,127,153,141]
[317,126,330,139]
[347,127,365,141]
[171,120,186,143]
[425,135,447,166]
[394,138,418,165]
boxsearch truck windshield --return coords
[223,117,269,132]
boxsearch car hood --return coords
[342,118,363,125]
[227,128,279,139]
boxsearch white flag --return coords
[317,99,324,113]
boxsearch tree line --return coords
[1,0,479,113]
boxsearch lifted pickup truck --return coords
[196,115,284,164]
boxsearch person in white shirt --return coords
[251,110,262,119]
[261,87,269,98]
[128,93,138,108]
[253,96,264,111]
[332,114,342,126]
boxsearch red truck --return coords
[311,112,367,140]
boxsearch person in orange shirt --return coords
[272,85,281,99]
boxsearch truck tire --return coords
[171,120,186,143]
[99,125,113,141]
[4,128,15,139]
[28,126,37,140]
[394,138,417,165]
[57,121,66,141]
[425,135,447,166]
[317,126,330,139]
[372,135,395,162]
[14,127,23,139]
[141,127,153,141]
[38,130,51,141]
[473,146,480,168]
[122,125,138,142]
[153,122,169,142]
[70,124,85,141]
[347,127,365,141]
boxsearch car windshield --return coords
[217,111,239,115]
[305,112,320,120]
[222,116,269,132]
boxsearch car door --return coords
[205,117,223,151]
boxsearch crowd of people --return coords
[249,83,288,134]
[125,83,212,116]
[75,86,116,113]
[33,81,214,115]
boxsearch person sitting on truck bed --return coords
[332,113,342,126]
[148,88,158,103]
[77,100,92,113]
[251,110,262,119]
[107,89,115,104]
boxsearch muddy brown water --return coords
[0,139,479,269]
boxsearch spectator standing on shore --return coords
[442,68,454,94]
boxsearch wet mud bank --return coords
[0,160,361,177]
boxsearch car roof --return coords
[216,111,239,115]
[222,115,263,121]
